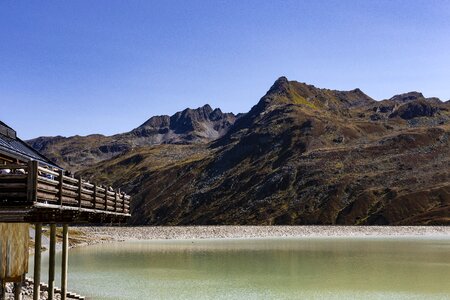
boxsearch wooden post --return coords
[14,277,23,300]
[77,177,82,208]
[33,224,42,300]
[93,184,97,209]
[48,224,56,300]
[27,160,38,203]
[58,169,64,206]
[61,224,68,300]
[104,186,108,211]
[0,280,6,300]
[114,191,118,212]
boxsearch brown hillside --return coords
[78,77,450,225]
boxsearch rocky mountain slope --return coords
[76,77,450,225]
[28,105,236,171]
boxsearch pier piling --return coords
[33,224,42,300]
[48,224,56,300]
[61,224,68,300]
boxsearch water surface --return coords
[33,237,450,299]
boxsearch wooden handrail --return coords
[37,166,59,177]
[1,160,131,215]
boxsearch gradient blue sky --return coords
[1,1,449,139]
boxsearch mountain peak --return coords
[261,77,375,111]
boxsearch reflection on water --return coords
[31,237,450,299]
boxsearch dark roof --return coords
[0,121,13,130]
[0,121,61,169]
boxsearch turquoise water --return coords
[32,237,450,299]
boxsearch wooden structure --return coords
[0,161,130,223]
[0,121,131,300]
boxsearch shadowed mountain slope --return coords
[77,77,450,225]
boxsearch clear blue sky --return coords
[1,1,449,139]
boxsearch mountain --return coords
[27,104,236,171]
[77,77,450,225]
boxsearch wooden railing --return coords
[0,161,130,215]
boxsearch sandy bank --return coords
[75,226,450,243]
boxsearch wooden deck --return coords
[0,161,131,223]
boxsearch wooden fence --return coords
[0,161,130,215]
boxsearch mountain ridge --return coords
[27,104,236,171]
[71,77,450,225]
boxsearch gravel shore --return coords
[76,226,450,244]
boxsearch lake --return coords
[32,237,450,299]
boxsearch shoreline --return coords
[74,225,450,245]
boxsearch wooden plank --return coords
[0,175,27,181]
[80,188,94,195]
[37,183,58,194]
[38,176,58,186]
[82,182,94,189]
[37,166,58,177]
[94,198,106,204]
[0,183,26,189]
[62,175,78,184]
[61,197,78,206]
[61,183,78,191]
[61,189,77,198]
[36,192,58,202]
[79,200,93,208]
[32,202,131,216]
[0,164,28,170]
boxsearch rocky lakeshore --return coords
[75,225,450,244]
[2,278,83,300]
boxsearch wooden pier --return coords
[0,161,130,223]
[0,120,132,300]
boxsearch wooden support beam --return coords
[0,280,6,300]
[61,224,68,300]
[48,224,56,300]
[33,223,42,300]
[14,277,23,300]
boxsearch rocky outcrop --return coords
[134,104,236,141]
[389,99,440,119]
